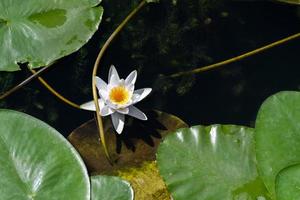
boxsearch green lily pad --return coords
[0,109,90,199]
[0,0,103,71]
[116,161,171,200]
[91,175,133,200]
[68,110,188,200]
[275,164,300,200]
[255,91,300,198]
[157,125,271,200]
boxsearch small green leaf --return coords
[276,164,300,200]
[91,176,134,200]
[0,0,103,71]
[157,125,271,200]
[255,91,300,198]
[0,109,90,199]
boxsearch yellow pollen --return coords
[109,86,130,105]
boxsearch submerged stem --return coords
[0,63,54,100]
[29,69,80,109]
[92,0,147,164]
[170,32,300,78]
[20,33,300,111]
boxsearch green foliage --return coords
[276,164,300,200]
[0,109,90,199]
[255,91,300,198]
[91,176,134,200]
[0,0,103,71]
[157,125,271,200]
[157,91,300,200]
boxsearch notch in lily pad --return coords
[0,0,103,71]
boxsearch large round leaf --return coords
[276,164,300,200]
[91,175,134,200]
[255,91,300,198]
[0,109,90,199]
[0,0,103,71]
[157,125,270,200]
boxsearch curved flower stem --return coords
[29,69,81,109]
[0,63,54,100]
[170,32,300,78]
[92,0,147,164]
[22,32,300,111]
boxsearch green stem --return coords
[92,0,147,164]
[170,32,300,78]
[0,63,54,100]
[21,32,300,110]
[29,69,81,109]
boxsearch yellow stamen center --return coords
[109,86,130,105]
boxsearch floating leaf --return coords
[275,164,300,200]
[68,110,188,200]
[157,125,271,200]
[255,91,300,198]
[0,0,103,71]
[117,161,171,200]
[0,109,90,199]
[91,175,133,200]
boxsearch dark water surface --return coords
[1,0,299,137]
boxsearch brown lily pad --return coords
[68,110,188,200]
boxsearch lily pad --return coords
[0,109,90,199]
[91,175,134,200]
[0,0,103,71]
[255,91,300,198]
[68,110,188,200]
[275,164,300,200]
[157,125,271,200]
[117,161,171,200]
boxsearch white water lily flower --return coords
[80,65,152,134]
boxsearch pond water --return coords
[0,0,299,137]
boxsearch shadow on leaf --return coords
[115,110,168,153]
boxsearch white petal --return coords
[100,105,115,116]
[106,100,119,110]
[125,70,137,86]
[80,100,96,111]
[95,76,107,91]
[80,99,104,111]
[126,83,135,93]
[128,106,147,120]
[111,112,125,134]
[132,88,152,104]
[99,98,105,108]
[98,89,108,100]
[108,65,120,84]
[120,79,125,85]
[116,107,129,114]
[109,74,120,87]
